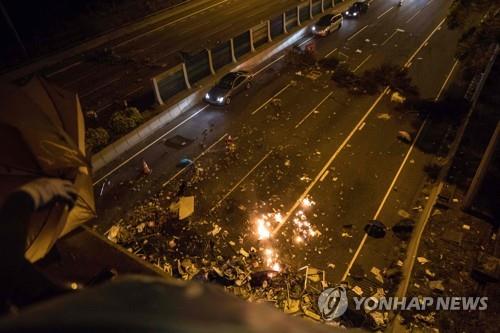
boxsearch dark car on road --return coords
[312,13,343,36]
[344,0,370,18]
[204,71,253,105]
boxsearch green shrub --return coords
[124,107,144,125]
[108,107,144,136]
[86,127,109,153]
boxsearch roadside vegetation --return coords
[319,56,419,98]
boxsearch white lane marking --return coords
[381,29,398,46]
[347,25,369,41]
[298,37,313,47]
[210,149,273,211]
[93,105,209,185]
[162,133,228,187]
[254,54,286,76]
[358,121,366,131]
[353,54,372,72]
[324,47,338,59]
[404,17,446,68]
[377,6,394,20]
[124,86,143,97]
[340,118,428,281]
[46,61,83,78]
[294,92,333,128]
[251,83,292,115]
[273,87,389,235]
[320,170,329,182]
[338,51,349,59]
[113,0,232,49]
[406,8,423,23]
[434,59,459,102]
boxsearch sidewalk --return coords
[396,57,500,332]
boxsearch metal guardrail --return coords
[151,0,345,105]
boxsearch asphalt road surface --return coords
[93,0,462,285]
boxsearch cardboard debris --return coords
[369,311,386,326]
[284,299,300,314]
[179,196,195,220]
[425,269,436,278]
[371,267,384,284]
[417,257,430,264]
[239,248,249,258]
[352,286,364,296]
[304,309,321,321]
[208,224,221,236]
[429,280,445,292]
[391,92,406,104]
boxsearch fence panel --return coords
[252,21,269,50]
[156,67,187,103]
[270,15,284,39]
[234,31,251,59]
[323,0,333,10]
[299,3,311,23]
[184,50,211,84]
[211,41,232,70]
[285,8,298,31]
[312,0,322,16]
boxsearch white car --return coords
[312,14,343,36]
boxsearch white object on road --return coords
[417,256,430,264]
[390,91,406,103]
[397,130,412,142]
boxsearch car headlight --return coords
[346,11,350,15]
[205,93,210,99]
[353,12,358,16]
[217,96,224,103]
[312,26,316,31]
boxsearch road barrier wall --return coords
[285,8,298,32]
[312,0,323,16]
[184,49,211,84]
[152,63,187,105]
[234,31,252,59]
[212,41,233,70]
[93,0,355,174]
[299,2,311,25]
[252,21,270,50]
[270,14,285,39]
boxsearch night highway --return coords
[1,0,498,331]
[93,0,459,281]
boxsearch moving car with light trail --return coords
[343,0,370,18]
[204,71,253,105]
[311,13,343,36]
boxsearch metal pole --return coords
[207,49,215,74]
[181,63,191,89]
[283,12,288,34]
[230,38,237,62]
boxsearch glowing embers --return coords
[293,196,320,243]
[263,247,281,272]
[255,211,284,240]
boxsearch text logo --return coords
[318,286,348,320]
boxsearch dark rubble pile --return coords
[103,194,381,328]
